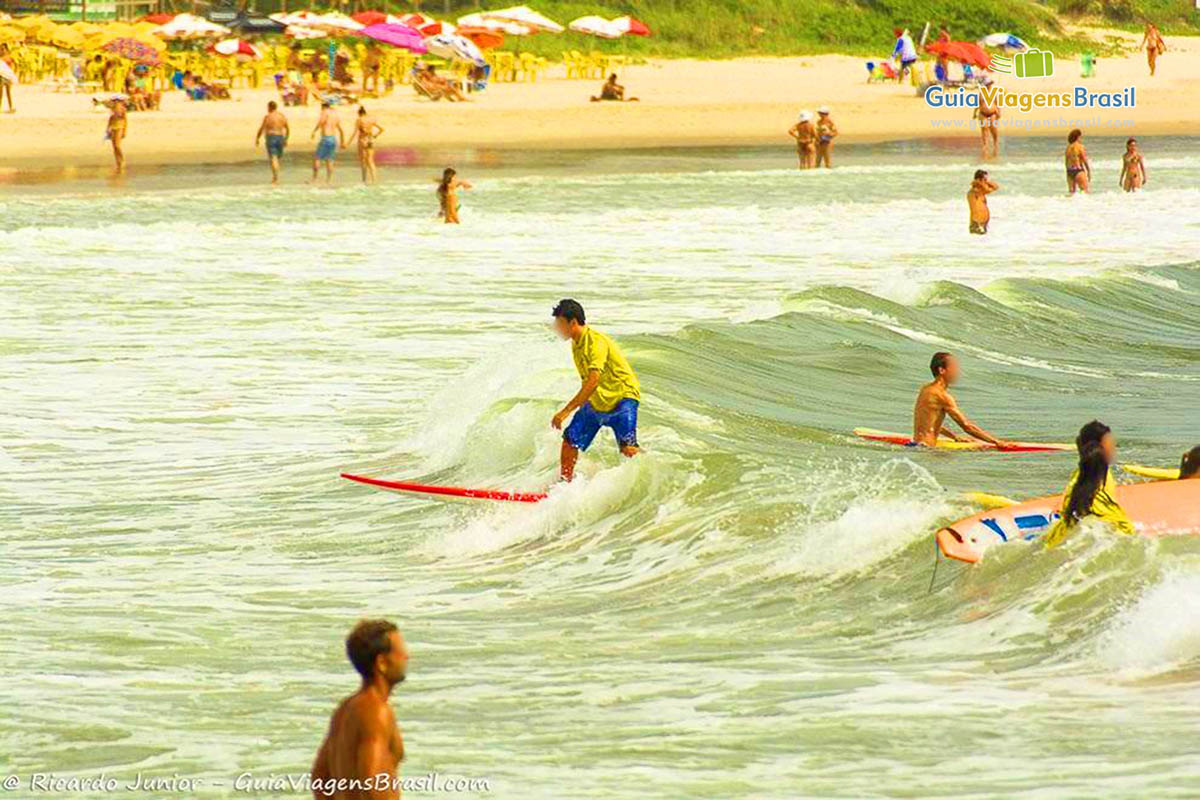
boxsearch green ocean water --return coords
[2,137,1200,798]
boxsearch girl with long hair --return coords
[1044,421,1135,548]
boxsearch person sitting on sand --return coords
[1118,137,1147,192]
[913,352,1011,448]
[967,169,998,235]
[1140,22,1166,76]
[437,167,471,224]
[591,73,638,102]
[414,65,467,102]
[1065,129,1091,194]
[1180,446,1200,479]
[1043,421,1134,548]
[788,110,817,169]
[815,106,838,168]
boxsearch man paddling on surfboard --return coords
[914,352,1012,449]
[551,299,642,481]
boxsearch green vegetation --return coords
[413,0,1198,58]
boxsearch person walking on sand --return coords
[348,106,384,186]
[310,619,407,800]
[105,99,127,174]
[1119,137,1147,192]
[892,27,918,84]
[437,167,471,224]
[311,101,345,185]
[967,169,997,235]
[550,299,642,482]
[1140,23,1166,76]
[1065,128,1091,195]
[815,107,838,168]
[0,44,15,113]
[255,100,289,185]
[975,95,1000,159]
[788,110,817,169]
[913,352,1011,448]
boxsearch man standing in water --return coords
[255,100,289,185]
[913,352,1011,448]
[551,299,641,481]
[311,619,407,800]
[967,169,998,235]
[311,101,345,185]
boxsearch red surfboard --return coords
[340,473,548,503]
[852,428,1073,453]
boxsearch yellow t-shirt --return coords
[1044,466,1135,548]
[571,326,641,413]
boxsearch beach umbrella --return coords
[210,38,263,60]
[925,40,991,69]
[612,16,651,37]
[359,22,427,53]
[0,26,25,45]
[313,11,364,33]
[353,11,387,26]
[979,32,1028,52]
[479,5,563,33]
[457,13,530,36]
[156,12,229,38]
[424,32,486,66]
[285,25,327,41]
[398,12,452,36]
[51,26,85,49]
[212,11,285,35]
[140,12,174,25]
[456,26,506,49]
[568,15,621,38]
[101,37,162,65]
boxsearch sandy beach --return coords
[2,30,1199,169]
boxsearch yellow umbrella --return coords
[71,21,103,36]
[13,14,52,30]
[0,25,26,43]
[104,21,137,38]
[51,26,85,49]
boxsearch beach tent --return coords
[979,32,1028,52]
[479,5,563,33]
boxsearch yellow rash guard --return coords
[571,326,641,413]
[1044,467,1136,548]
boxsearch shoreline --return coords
[2,37,1198,171]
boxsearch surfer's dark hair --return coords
[346,619,397,679]
[1075,420,1110,455]
[1181,446,1200,479]
[930,351,952,378]
[552,299,585,325]
[1065,441,1110,528]
[973,169,987,180]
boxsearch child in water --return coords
[437,167,472,224]
[966,169,998,235]
[1118,138,1147,192]
[1043,420,1134,548]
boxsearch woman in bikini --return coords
[348,106,385,185]
[1118,138,1147,192]
[974,96,1000,160]
[1064,129,1090,195]
[437,167,472,225]
[1140,23,1166,76]
[106,99,128,174]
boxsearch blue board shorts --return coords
[315,135,337,161]
[265,134,286,159]
[564,399,639,452]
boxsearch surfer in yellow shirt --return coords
[1044,420,1135,548]
[913,352,1011,448]
[550,299,641,481]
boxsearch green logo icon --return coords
[991,49,1055,78]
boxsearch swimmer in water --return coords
[913,352,1011,448]
[437,167,471,224]
[1065,128,1090,195]
[1179,446,1200,479]
[1043,421,1134,548]
[967,169,998,235]
[815,106,838,169]
[1118,137,1147,192]
[348,105,384,185]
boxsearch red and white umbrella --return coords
[352,10,387,26]
[612,16,650,37]
[568,15,621,38]
[210,38,263,59]
[457,12,531,36]
[397,12,453,37]
[478,5,563,33]
[155,12,230,40]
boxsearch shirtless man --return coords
[255,100,290,185]
[348,106,384,185]
[913,352,1011,448]
[311,102,346,185]
[590,73,637,102]
[788,110,817,169]
[311,619,407,800]
[967,169,997,235]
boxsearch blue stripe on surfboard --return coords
[981,518,1008,542]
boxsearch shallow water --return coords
[2,137,1200,798]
